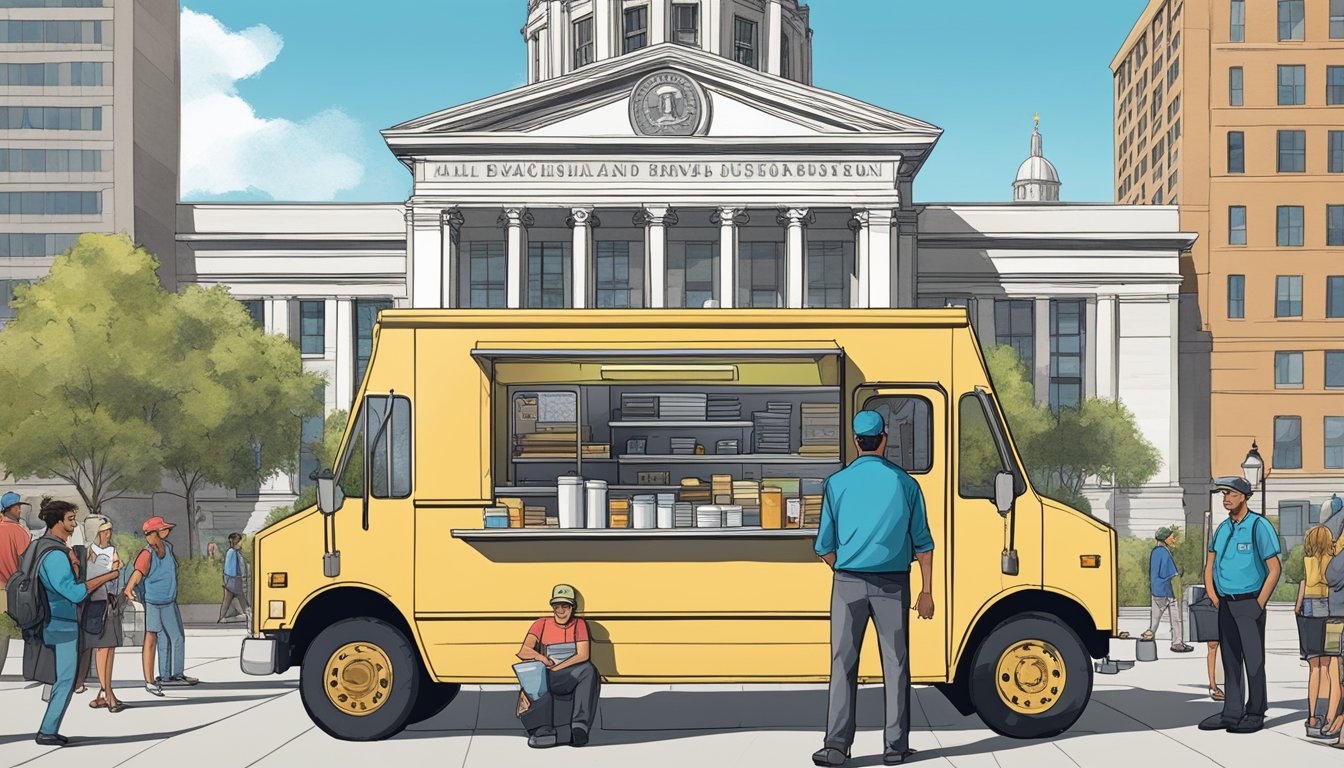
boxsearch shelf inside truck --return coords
[451,527,819,541]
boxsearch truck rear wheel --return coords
[968,612,1092,739]
[300,617,422,741]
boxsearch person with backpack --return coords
[121,516,197,697]
[14,499,119,746]
[0,490,33,677]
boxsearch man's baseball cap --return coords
[141,516,175,534]
[1,491,21,510]
[853,410,886,438]
[1214,476,1253,497]
[1155,526,1177,541]
[550,584,577,606]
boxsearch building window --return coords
[0,20,102,44]
[1167,57,1179,87]
[1276,275,1304,317]
[1275,351,1304,388]
[353,299,392,390]
[0,148,101,172]
[780,31,791,79]
[1230,66,1243,105]
[1327,418,1344,469]
[0,278,28,324]
[1277,206,1305,246]
[573,16,594,68]
[0,232,78,256]
[530,34,540,81]
[995,299,1035,374]
[1279,65,1306,105]
[0,62,105,87]
[1228,131,1245,173]
[667,242,717,308]
[1228,274,1246,318]
[1230,205,1247,245]
[671,3,698,45]
[1049,299,1085,412]
[463,241,506,308]
[299,300,324,355]
[1274,415,1303,469]
[738,241,783,308]
[733,16,758,69]
[1330,205,1344,245]
[595,240,644,308]
[1328,67,1344,105]
[1327,350,1344,386]
[0,106,100,131]
[805,241,853,309]
[0,191,100,214]
[1329,276,1344,317]
[240,299,264,328]
[1231,0,1245,41]
[527,241,571,309]
[1279,0,1305,40]
[623,5,648,53]
[1334,0,1344,38]
[1332,131,1344,173]
[1278,130,1306,172]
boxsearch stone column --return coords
[1034,297,1051,406]
[894,209,918,308]
[778,207,810,308]
[1094,295,1117,400]
[408,208,446,308]
[713,207,747,308]
[649,0,668,45]
[1084,297,1098,399]
[569,207,595,309]
[766,0,783,74]
[335,298,355,407]
[640,206,675,308]
[849,211,870,308]
[594,0,612,60]
[861,209,894,308]
[705,0,721,53]
[441,208,463,309]
[499,207,532,309]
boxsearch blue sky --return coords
[181,0,1148,204]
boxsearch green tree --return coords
[158,285,325,555]
[261,408,352,530]
[0,235,174,515]
[983,344,1160,516]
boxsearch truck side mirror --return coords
[994,471,1015,516]
[316,470,337,516]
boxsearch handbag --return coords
[81,599,107,635]
[1325,619,1344,656]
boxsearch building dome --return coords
[1012,115,1061,202]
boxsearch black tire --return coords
[968,611,1093,739]
[300,617,422,741]
[406,679,462,726]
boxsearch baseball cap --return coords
[1214,476,1253,498]
[853,410,886,438]
[550,584,577,605]
[1154,526,1177,541]
[141,516,175,535]
[1,491,21,510]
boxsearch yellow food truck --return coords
[240,309,1117,742]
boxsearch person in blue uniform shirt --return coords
[812,410,935,767]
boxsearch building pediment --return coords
[383,43,940,172]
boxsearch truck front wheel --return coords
[968,612,1093,739]
[300,617,422,741]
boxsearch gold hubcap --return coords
[324,642,393,716]
[995,639,1066,715]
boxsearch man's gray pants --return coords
[825,570,911,753]
[1147,595,1184,643]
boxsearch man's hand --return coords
[541,656,556,668]
[1209,594,1220,609]
[1255,595,1268,610]
[122,588,135,602]
[916,590,935,619]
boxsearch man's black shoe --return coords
[1198,714,1235,731]
[884,747,917,765]
[35,733,68,746]
[812,746,848,766]
[570,728,589,747]
[526,728,558,749]
[1227,715,1264,734]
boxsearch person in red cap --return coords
[122,517,197,696]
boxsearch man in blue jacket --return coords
[1144,527,1193,652]
[812,410,935,767]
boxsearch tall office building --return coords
[1113,0,1344,541]
[0,0,180,328]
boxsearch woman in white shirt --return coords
[83,517,125,712]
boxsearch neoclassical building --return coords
[170,0,1198,540]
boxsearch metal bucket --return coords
[1136,638,1159,662]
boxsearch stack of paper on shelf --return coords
[800,402,842,458]
[659,393,708,421]
[711,474,733,500]
[679,478,711,505]
[752,402,792,454]
[715,439,740,455]
[514,426,609,459]
[669,437,698,455]
[674,502,694,527]
[801,477,826,528]
[707,394,742,420]
[621,394,658,420]
[523,505,548,528]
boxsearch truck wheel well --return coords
[937,590,1106,717]
[288,588,417,668]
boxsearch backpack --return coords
[4,536,67,634]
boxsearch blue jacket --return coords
[815,455,934,573]
[37,544,86,646]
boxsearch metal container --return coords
[696,505,723,528]
[557,476,585,529]
[722,504,743,527]
[483,507,510,529]
[1136,638,1158,662]
[656,492,676,529]
[584,480,609,528]
[632,494,657,529]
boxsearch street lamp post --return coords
[1241,441,1266,516]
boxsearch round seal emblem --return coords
[629,70,709,137]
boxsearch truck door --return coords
[852,385,949,682]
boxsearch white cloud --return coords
[180,8,365,201]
